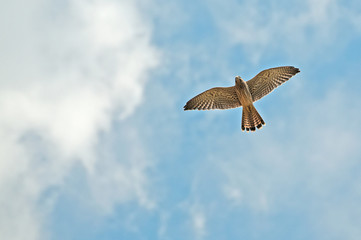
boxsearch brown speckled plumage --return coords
[184,66,300,132]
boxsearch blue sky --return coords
[1,0,361,239]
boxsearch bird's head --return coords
[235,76,243,85]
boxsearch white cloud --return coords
[0,0,159,239]
[188,203,207,239]
[192,212,206,238]
[208,0,361,63]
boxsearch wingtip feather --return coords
[291,66,300,74]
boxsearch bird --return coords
[184,66,300,132]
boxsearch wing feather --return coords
[184,86,241,110]
[247,66,300,102]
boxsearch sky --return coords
[1,0,361,239]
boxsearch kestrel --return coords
[184,66,300,132]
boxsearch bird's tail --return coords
[241,105,265,132]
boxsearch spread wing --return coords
[184,86,241,110]
[246,66,300,102]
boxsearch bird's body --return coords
[184,66,300,132]
[235,77,265,131]
[235,77,253,106]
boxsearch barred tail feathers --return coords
[241,105,265,132]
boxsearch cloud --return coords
[188,203,207,239]
[208,0,361,63]
[0,0,159,239]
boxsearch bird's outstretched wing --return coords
[184,86,241,110]
[247,66,300,102]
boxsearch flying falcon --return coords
[184,66,300,132]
